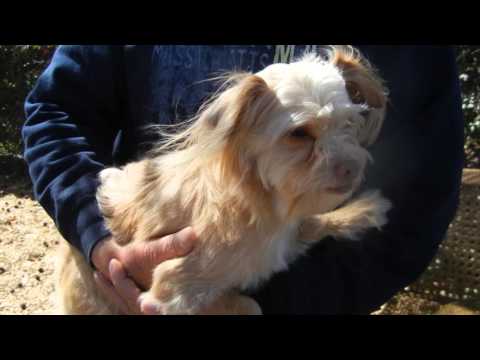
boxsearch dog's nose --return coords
[333,160,358,182]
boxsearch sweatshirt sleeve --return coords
[22,45,124,264]
[250,46,465,314]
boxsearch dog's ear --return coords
[204,74,276,137]
[330,46,388,146]
[330,46,387,109]
[204,74,277,185]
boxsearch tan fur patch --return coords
[57,48,391,315]
[331,46,387,109]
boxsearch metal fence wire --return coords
[407,169,480,304]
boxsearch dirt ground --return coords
[0,176,63,314]
[0,174,479,315]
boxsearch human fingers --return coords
[93,271,130,315]
[140,226,198,266]
[108,259,144,315]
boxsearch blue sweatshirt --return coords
[22,45,464,314]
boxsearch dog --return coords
[55,46,392,315]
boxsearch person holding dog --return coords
[23,45,464,314]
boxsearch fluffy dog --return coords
[55,46,392,315]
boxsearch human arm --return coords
[22,45,122,261]
[23,46,200,314]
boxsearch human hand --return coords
[91,227,197,315]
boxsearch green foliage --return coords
[0,45,55,155]
[457,46,480,168]
[0,45,479,168]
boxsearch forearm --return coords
[23,45,123,263]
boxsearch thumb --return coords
[141,227,198,265]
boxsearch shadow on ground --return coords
[0,155,33,199]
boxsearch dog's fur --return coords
[56,46,392,315]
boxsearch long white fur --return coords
[56,46,391,315]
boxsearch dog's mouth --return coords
[325,185,353,194]
[325,179,359,194]
[325,174,364,194]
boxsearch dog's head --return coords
[158,46,388,219]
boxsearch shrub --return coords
[457,46,480,169]
[0,45,55,156]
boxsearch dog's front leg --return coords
[299,190,392,243]
[139,257,230,315]
[198,292,262,315]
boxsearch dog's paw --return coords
[139,289,196,315]
[198,294,263,315]
[138,292,165,315]
[351,190,392,230]
[98,167,123,185]
[232,295,263,315]
[324,189,392,240]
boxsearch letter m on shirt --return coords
[274,45,296,63]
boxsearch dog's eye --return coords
[346,82,365,104]
[360,109,370,117]
[290,127,313,140]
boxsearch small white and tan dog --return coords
[56,46,392,315]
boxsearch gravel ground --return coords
[0,173,478,315]
[0,176,62,315]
